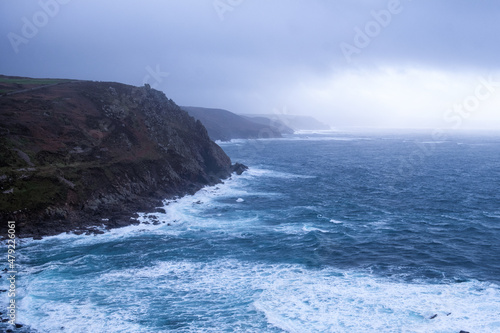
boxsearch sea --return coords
[2,130,500,332]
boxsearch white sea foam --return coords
[302,225,329,233]
[294,130,338,135]
[419,141,449,144]
[15,166,277,245]
[18,294,145,333]
[19,259,499,333]
[483,211,500,219]
[216,133,372,144]
[274,222,333,235]
[244,167,316,179]
[285,136,372,142]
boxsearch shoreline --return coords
[1,166,247,241]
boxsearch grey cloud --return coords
[1,0,500,127]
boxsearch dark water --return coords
[2,131,500,332]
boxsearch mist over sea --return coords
[3,131,500,332]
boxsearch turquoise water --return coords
[2,131,500,332]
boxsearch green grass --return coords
[0,175,67,212]
[0,77,69,85]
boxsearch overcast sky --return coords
[1,0,500,129]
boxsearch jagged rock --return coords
[0,76,242,239]
[232,163,248,175]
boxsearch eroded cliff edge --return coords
[0,78,246,238]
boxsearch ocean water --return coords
[2,131,500,332]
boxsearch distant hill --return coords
[245,114,331,131]
[241,116,295,135]
[181,106,285,141]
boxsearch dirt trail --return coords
[1,81,76,97]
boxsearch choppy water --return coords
[2,131,500,332]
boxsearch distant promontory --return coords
[182,106,330,142]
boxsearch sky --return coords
[1,0,500,129]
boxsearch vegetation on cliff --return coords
[0,76,244,238]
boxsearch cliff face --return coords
[182,106,284,141]
[0,77,242,238]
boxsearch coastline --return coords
[1,164,247,240]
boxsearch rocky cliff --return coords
[0,76,245,238]
[182,106,285,141]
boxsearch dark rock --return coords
[0,289,7,293]
[231,163,248,175]
[15,323,23,328]
[181,106,284,141]
[430,314,438,319]
[459,331,470,333]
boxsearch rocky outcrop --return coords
[0,77,243,238]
